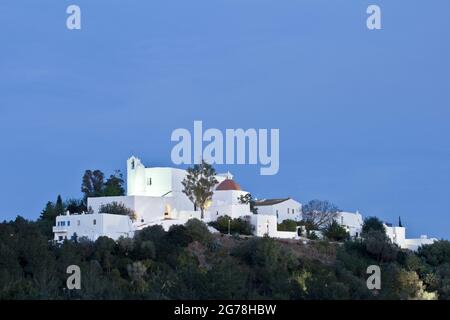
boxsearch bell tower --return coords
[127,156,146,196]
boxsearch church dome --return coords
[216,179,241,191]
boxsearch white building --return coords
[384,225,437,251]
[254,198,302,223]
[208,179,250,220]
[53,212,133,242]
[52,156,437,251]
[53,156,253,242]
[335,211,364,238]
[249,214,299,240]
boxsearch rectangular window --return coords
[93,219,96,225]
[67,221,70,226]
[292,209,294,214]
[147,178,152,185]
[287,208,289,214]
[77,220,80,226]
[58,236,63,241]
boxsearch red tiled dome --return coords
[216,179,241,191]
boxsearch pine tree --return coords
[55,195,65,216]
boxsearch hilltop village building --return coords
[53,156,436,251]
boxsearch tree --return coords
[55,195,65,216]
[37,196,65,239]
[209,215,254,235]
[364,230,398,262]
[301,200,339,230]
[361,216,386,238]
[182,160,218,219]
[99,202,137,221]
[81,170,105,201]
[185,219,213,244]
[277,219,297,232]
[417,240,450,266]
[232,237,298,298]
[238,193,258,214]
[65,198,87,214]
[103,170,125,197]
[323,220,349,242]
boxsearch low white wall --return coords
[54,213,133,242]
[275,231,298,239]
[403,238,436,251]
[249,214,278,237]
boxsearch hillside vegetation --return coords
[0,216,449,300]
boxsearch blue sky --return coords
[0,1,449,239]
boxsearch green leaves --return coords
[82,169,125,201]
[182,160,218,218]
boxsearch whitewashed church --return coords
[53,156,436,251]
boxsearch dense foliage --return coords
[323,221,349,242]
[99,202,137,221]
[277,219,298,232]
[81,170,125,202]
[208,216,253,235]
[181,161,218,219]
[0,216,448,300]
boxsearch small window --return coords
[58,236,63,241]
[77,220,80,226]
[292,209,294,214]
[93,219,96,225]
[287,208,289,214]
[67,221,70,226]
[147,178,152,186]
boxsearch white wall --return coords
[385,225,437,251]
[403,237,436,251]
[88,195,196,225]
[275,230,298,239]
[53,213,133,242]
[385,226,406,245]
[249,214,278,237]
[127,156,233,199]
[335,211,363,237]
[255,199,302,223]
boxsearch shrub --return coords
[209,216,253,235]
[308,231,320,240]
[323,220,349,242]
[99,202,137,221]
[361,217,386,237]
[277,219,297,232]
[185,219,212,244]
